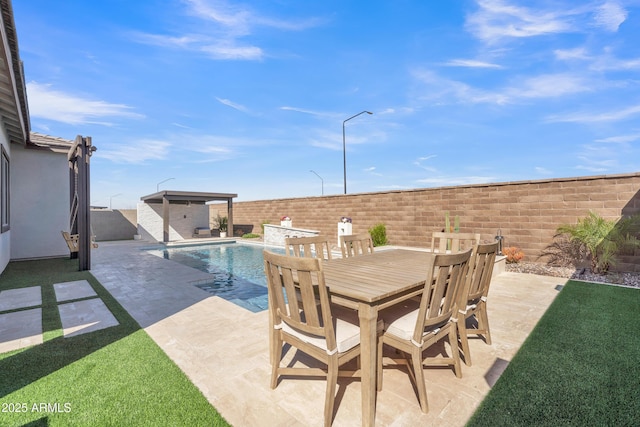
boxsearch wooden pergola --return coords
[140,190,237,243]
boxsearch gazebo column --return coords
[227,198,234,238]
[163,196,170,242]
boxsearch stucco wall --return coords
[91,209,137,241]
[137,202,210,242]
[226,173,640,272]
[10,146,69,260]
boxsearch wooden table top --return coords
[322,249,434,305]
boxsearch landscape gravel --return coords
[505,262,640,288]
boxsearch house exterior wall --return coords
[137,202,209,242]
[10,146,69,260]
[0,131,9,271]
[224,173,640,272]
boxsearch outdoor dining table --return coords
[322,248,434,427]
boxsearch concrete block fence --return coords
[224,173,640,272]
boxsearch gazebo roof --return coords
[140,190,237,204]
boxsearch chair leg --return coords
[324,357,339,427]
[270,335,281,389]
[478,304,492,345]
[449,324,462,378]
[377,338,384,391]
[458,316,472,366]
[411,347,429,414]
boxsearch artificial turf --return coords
[467,280,640,426]
[0,258,229,426]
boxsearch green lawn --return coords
[467,280,640,426]
[0,258,229,427]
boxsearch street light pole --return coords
[342,110,373,194]
[310,170,324,195]
[109,193,122,210]
[156,177,175,192]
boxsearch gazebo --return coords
[139,190,237,243]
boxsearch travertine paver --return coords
[58,298,119,338]
[53,280,97,302]
[91,240,565,427]
[0,286,42,311]
[0,308,42,353]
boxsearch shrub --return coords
[242,233,261,239]
[503,246,524,263]
[260,220,270,234]
[556,211,640,274]
[368,223,388,247]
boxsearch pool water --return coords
[147,242,284,312]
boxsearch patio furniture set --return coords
[264,232,498,426]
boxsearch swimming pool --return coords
[147,242,284,312]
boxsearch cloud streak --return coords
[466,0,627,44]
[27,82,143,125]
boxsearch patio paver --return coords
[58,298,119,338]
[54,279,97,302]
[0,286,42,311]
[0,308,43,353]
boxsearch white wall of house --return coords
[10,146,69,260]
[0,134,9,271]
[137,202,210,242]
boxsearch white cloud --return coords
[98,139,170,164]
[413,69,589,105]
[465,0,579,44]
[216,97,250,113]
[535,166,553,175]
[27,82,143,125]
[506,74,591,98]
[364,166,383,176]
[132,0,322,61]
[593,1,627,32]
[280,106,329,116]
[416,175,497,186]
[412,69,509,105]
[444,59,503,68]
[554,47,591,61]
[594,134,640,143]
[466,0,626,44]
[547,104,640,123]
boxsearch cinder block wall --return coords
[221,173,640,271]
[91,209,137,241]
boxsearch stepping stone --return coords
[54,280,97,302]
[58,298,119,338]
[0,308,43,353]
[0,286,42,312]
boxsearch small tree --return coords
[556,211,640,274]
[368,223,388,247]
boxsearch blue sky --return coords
[13,0,640,208]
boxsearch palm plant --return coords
[556,211,640,274]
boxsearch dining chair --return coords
[285,235,333,260]
[456,241,499,366]
[430,232,480,253]
[376,249,472,413]
[340,233,374,258]
[263,250,366,427]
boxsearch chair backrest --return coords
[430,232,480,253]
[464,242,499,305]
[61,231,79,252]
[285,235,333,260]
[263,250,337,352]
[340,233,374,258]
[413,249,472,344]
